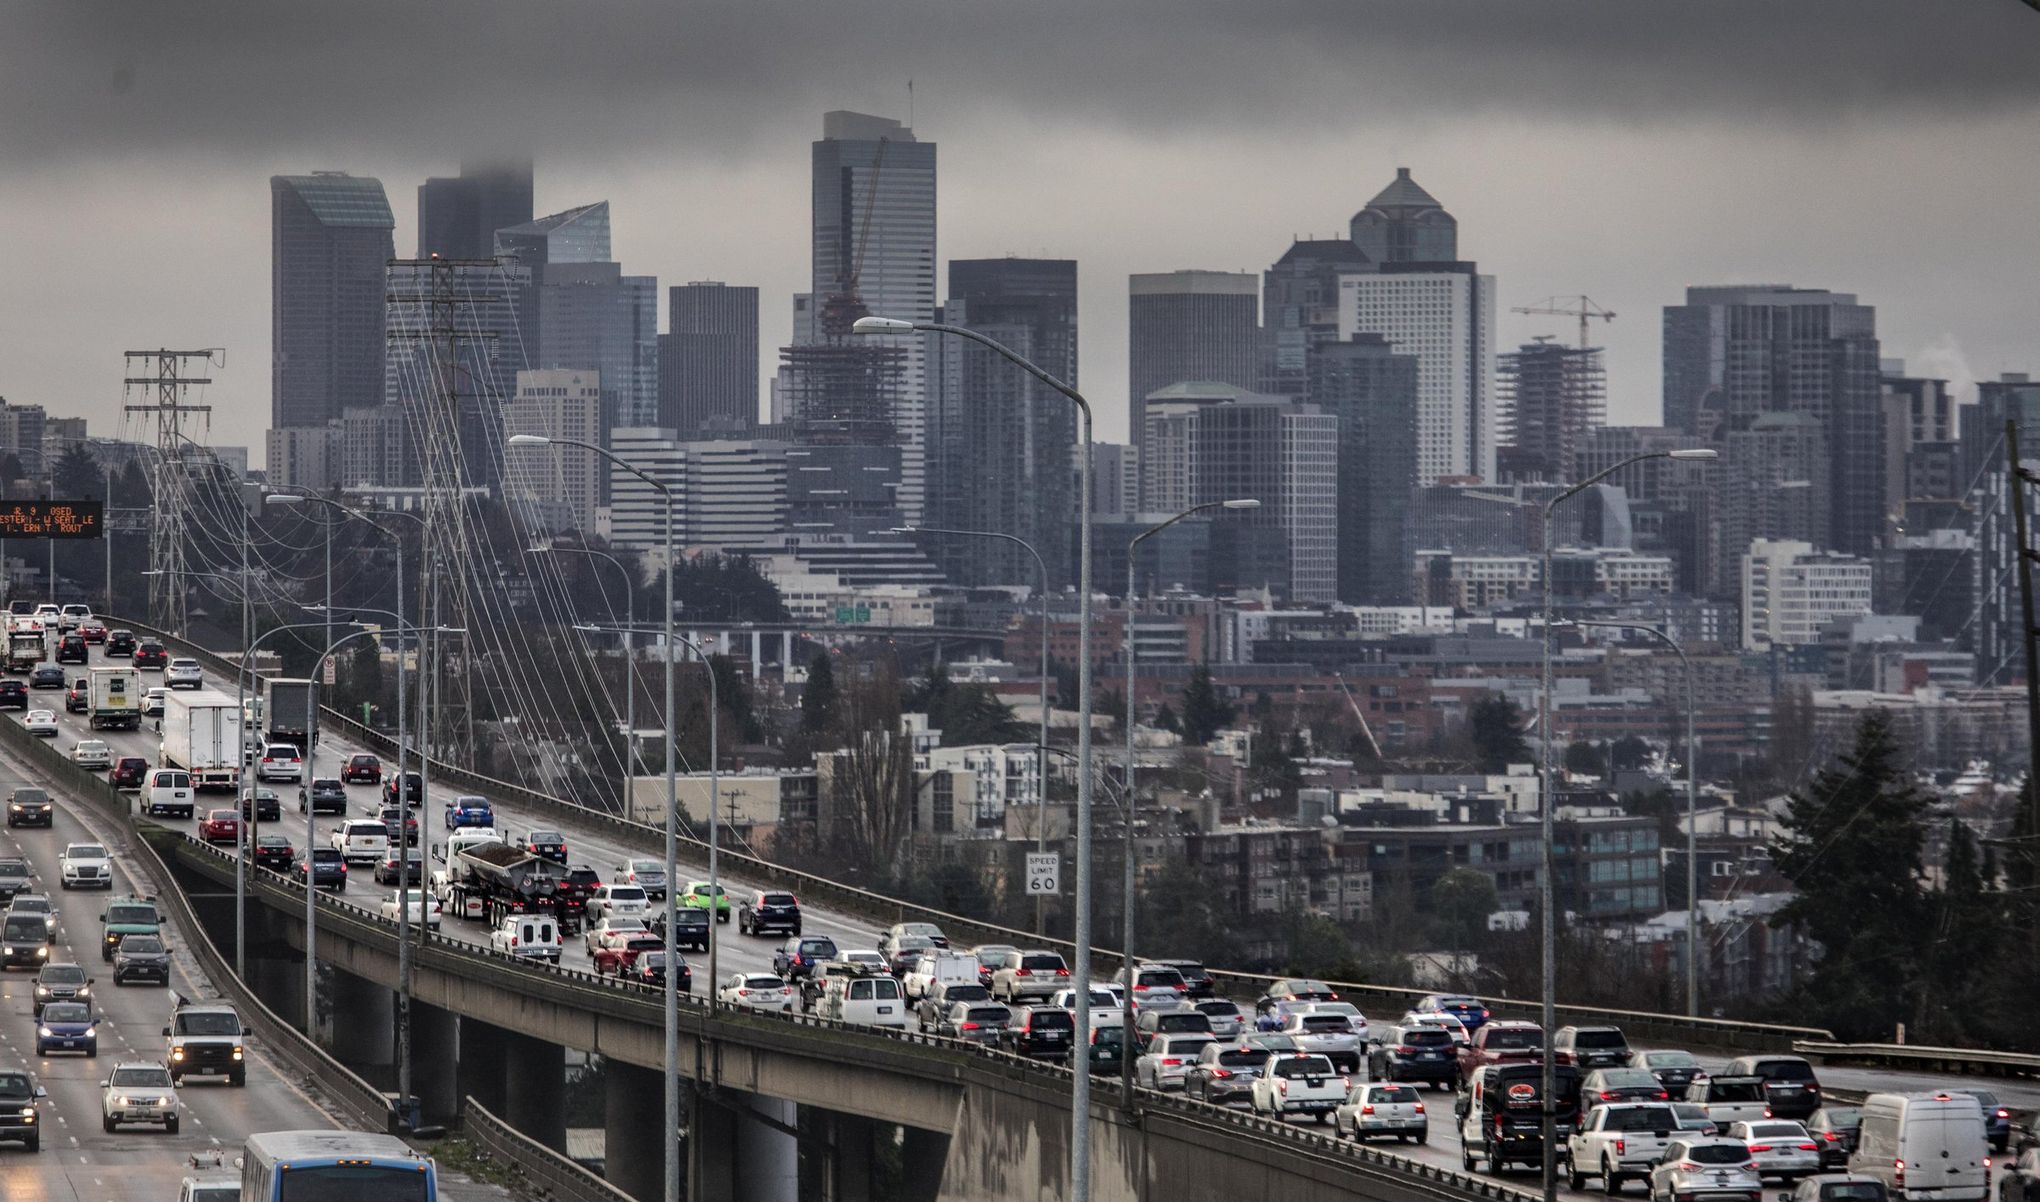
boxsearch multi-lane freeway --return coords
[9,629,2034,1202]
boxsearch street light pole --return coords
[855,314,1096,1200]
[896,524,1053,935]
[1120,497,1258,1105]
[535,543,636,814]
[1566,618,1700,1016]
[513,434,683,1202]
[1537,447,1714,1202]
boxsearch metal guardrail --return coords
[0,698,396,1133]
[1795,1040,2040,1081]
[460,1095,633,1202]
[115,619,1835,1052]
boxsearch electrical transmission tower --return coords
[386,258,508,764]
[122,348,222,635]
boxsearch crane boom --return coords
[1511,294,1616,350]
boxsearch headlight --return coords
[34,986,48,997]
[37,1026,50,1037]
[18,1108,34,1120]
[35,947,46,959]
[231,1048,244,1059]
[170,1049,184,1060]
[75,985,88,997]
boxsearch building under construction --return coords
[1498,339,1606,484]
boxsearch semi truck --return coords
[261,678,317,751]
[445,841,569,927]
[87,666,142,731]
[160,689,244,792]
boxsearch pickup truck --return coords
[1566,1102,1682,1193]
[1248,1052,1347,1123]
[1459,1019,1545,1087]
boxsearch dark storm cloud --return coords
[5,1,2037,165]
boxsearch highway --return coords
[18,633,2035,1202]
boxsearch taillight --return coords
[960,1022,979,1031]
[1999,1110,2011,1119]
[1162,1058,1181,1067]
[1615,1139,1626,1156]
[1748,1144,1773,1153]
[1796,1143,1817,1151]
[1599,1091,1618,1101]
[1276,1079,1289,1094]
[1894,1160,1906,1181]
[1822,1133,1839,1143]
[1211,1069,1231,1079]
[1361,1104,1375,1115]
[1056,968,1069,976]
[1655,1091,1669,1100]
[1414,1102,1425,1114]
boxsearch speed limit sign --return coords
[1025,852,1061,896]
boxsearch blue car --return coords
[1416,993,1491,1032]
[35,1002,97,1056]
[444,796,494,829]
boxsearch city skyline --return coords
[2,3,2034,463]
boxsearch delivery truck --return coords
[87,666,142,731]
[261,677,317,751]
[160,689,244,792]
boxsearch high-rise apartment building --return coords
[503,370,602,534]
[417,160,533,260]
[1261,238,1371,399]
[1337,263,1496,485]
[0,398,49,481]
[1139,383,1236,513]
[1085,443,1138,518]
[271,174,395,434]
[1307,335,1420,604]
[929,258,1078,589]
[659,282,758,436]
[1498,340,1606,484]
[1349,168,1458,264]
[808,111,936,521]
[1191,394,1338,603]
[1127,271,1258,448]
[1662,285,1883,556]
[1965,373,2040,684]
[1741,538,1873,651]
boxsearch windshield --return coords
[1601,1069,1661,1088]
[0,859,26,876]
[1487,1027,1541,1049]
[1608,1107,1679,1131]
[1750,1123,1807,1139]
[1822,1107,1861,1126]
[1686,1144,1750,1165]
[68,845,106,859]
[107,905,155,924]
[1196,1000,1241,1017]
[1404,1029,1453,1046]
[42,965,84,983]
[119,937,163,953]
[799,938,837,956]
[278,1166,432,1202]
[1822,1187,1885,1202]
[0,1072,28,1098]
[3,918,43,940]
[110,1066,172,1088]
[175,1012,242,1036]
[1219,1050,1264,1069]
[1750,1059,1815,1082]
[1372,1084,1420,1102]
[967,1007,1010,1024]
[1710,1081,1766,1101]
[1301,1015,1352,1033]
[1022,953,1066,971]
[1273,1056,1335,1079]
[42,1002,90,1023]
[1648,1051,1700,1067]
[1028,1009,1073,1030]
[1136,967,1186,988]
[1573,1029,1626,1048]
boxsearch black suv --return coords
[1001,1006,1076,1059]
[105,630,136,657]
[383,771,424,808]
[134,641,168,669]
[774,934,839,980]
[738,890,802,937]
[240,789,282,823]
[53,634,87,665]
[0,680,25,710]
[300,778,347,814]
[6,787,53,828]
[1151,958,1217,999]
[297,847,347,891]
[0,1068,45,1151]
[0,856,30,903]
[1553,1025,1631,1070]
[112,935,170,986]
[655,906,710,951]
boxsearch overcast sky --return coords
[4,1,2038,463]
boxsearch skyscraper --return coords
[271,173,395,432]
[535,262,658,432]
[1127,271,1258,447]
[1661,285,1882,555]
[659,282,758,436]
[1308,335,1420,604]
[1190,393,1338,603]
[808,111,936,520]
[1349,168,1458,264]
[1337,263,1496,484]
[929,258,1079,588]
[381,258,527,490]
[494,201,612,268]
[503,369,602,534]
[1261,238,1371,399]
[1498,340,1606,483]
[417,159,533,260]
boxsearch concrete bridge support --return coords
[826,1111,876,1202]
[737,1092,798,1202]
[604,1059,666,1202]
[900,1127,947,1202]
[502,1030,566,1151]
[411,1002,460,1123]
[687,1082,738,1202]
[329,970,393,1070]
[457,1018,509,1117]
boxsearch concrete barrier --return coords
[1796,1039,2040,1081]
[460,1095,633,1202]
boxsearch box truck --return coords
[160,689,244,792]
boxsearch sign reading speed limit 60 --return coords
[1025,852,1061,896]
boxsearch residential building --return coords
[1307,335,1420,604]
[417,160,533,260]
[916,743,1042,837]
[503,370,603,534]
[1337,262,1497,485]
[1740,539,1873,651]
[1498,340,1605,484]
[264,425,342,494]
[1138,384,1220,513]
[1127,270,1258,448]
[1414,549,1674,609]
[1348,167,1458,264]
[929,258,1078,589]
[1085,443,1138,518]
[271,173,395,432]
[659,281,758,436]
[0,398,48,480]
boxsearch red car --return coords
[110,757,149,789]
[198,809,240,845]
[342,754,382,784]
[594,934,665,976]
[77,621,107,644]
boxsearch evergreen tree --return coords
[1468,695,1531,773]
[1770,710,1929,1039]
[1179,664,1233,745]
[1610,734,1654,771]
[1430,867,1501,951]
[51,443,103,500]
[800,652,837,735]
[1154,702,1180,735]
[1563,741,1603,775]
[1923,816,2007,1044]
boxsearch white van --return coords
[821,973,909,1029]
[1850,1091,1990,1202]
[490,913,562,963]
[330,819,389,864]
[145,768,195,819]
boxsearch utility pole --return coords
[121,348,221,634]
[2005,421,2040,920]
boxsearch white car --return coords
[718,972,794,1010]
[142,687,167,718]
[1727,1119,1822,1181]
[165,659,203,689]
[834,949,889,975]
[71,739,112,769]
[1333,1080,1430,1143]
[22,709,56,737]
[587,884,650,921]
[58,843,113,890]
[33,604,59,625]
[582,915,650,955]
[378,890,442,930]
[101,1061,179,1133]
[257,743,303,783]
[329,819,388,864]
[1049,987,1125,1030]
[58,604,90,631]
[1399,1010,1470,1044]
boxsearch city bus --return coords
[243,1130,436,1202]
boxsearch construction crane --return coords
[819,136,889,337]
[1512,295,1616,350]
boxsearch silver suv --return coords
[992,949,1069,1003]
